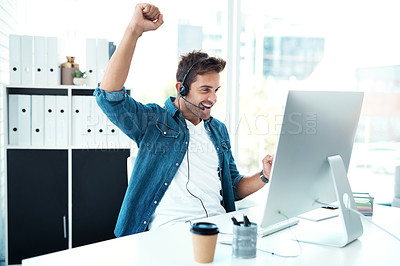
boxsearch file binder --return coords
[31,95,45,146]
[21,35,34,85]
[8,95,19,145]
[9,34,21,85]
[109,41,116,59]
[9,94,32,146]
[47,37,60,85]
[72,95,84,146]
[96,39,108,84]
[92,97,107,148]
[72,95,96,147]
[84,96,97,147]
[86,38,97,86]
[56,96,69,146]
[34,36,47,85]
[44,95,56,146]
[19,94,32,146]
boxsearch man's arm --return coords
[237,154,273,199]
[99,3,163,92]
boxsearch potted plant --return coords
[72,70,87,85]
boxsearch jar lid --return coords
[190,222,219,235]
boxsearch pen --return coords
[231,216,239,226]
[243,215,250,226]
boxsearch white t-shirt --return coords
[148,119,226,230]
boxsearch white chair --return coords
[392,166,400,207]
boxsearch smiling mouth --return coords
[201,103,213,110]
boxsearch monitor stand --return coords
[295,155,364,247]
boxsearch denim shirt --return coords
[94,87,244,237]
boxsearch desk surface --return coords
[22,205,400,266]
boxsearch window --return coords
[236,0,400,204]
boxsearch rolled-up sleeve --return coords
[228,151,244,201]
[93,86,127,102]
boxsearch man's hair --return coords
[176,50,226,92]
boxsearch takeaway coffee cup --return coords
[190,222,219,263]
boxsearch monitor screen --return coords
[260,90,364,246]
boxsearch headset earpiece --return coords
[179,84,188,97]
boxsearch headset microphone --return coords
[180,95,205,110]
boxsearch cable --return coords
[257,247,302,258]
[186,147,209,218]
[347,207,400,243]
[178,97,209,218]
[257,211,303,258]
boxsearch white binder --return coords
[84,96,97,147]
[8,94,19,145]
[19,94,32,146]
[47,37,60,85]
[9,94,32,146]
[92,97,107,148]
[72,95,84,146]
[96,39,108,85]
[34,36,47,85]
[31,95,44,146]
[9,34,21,85]
[73,96,96,147]
[44,95,56,146]
[86,38,97,86]
[21,35,34,85]
[56,96,68,146]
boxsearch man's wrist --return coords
[127,24,144,38]
[260,170,269,184]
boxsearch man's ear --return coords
[175,82,182,92]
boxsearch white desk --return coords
[22,205,400,266]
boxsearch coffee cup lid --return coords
[190,222,219,235]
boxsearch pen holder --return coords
[232,222,257,259]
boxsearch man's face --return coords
[182,71,220,125]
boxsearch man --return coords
[94,3,273,237]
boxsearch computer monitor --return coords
[260,90,364,247]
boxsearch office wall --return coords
[0,1,18,264]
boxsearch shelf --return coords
[5,84,97,89]
[6,145,69,150]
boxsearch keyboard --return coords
[258,217,299,238]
